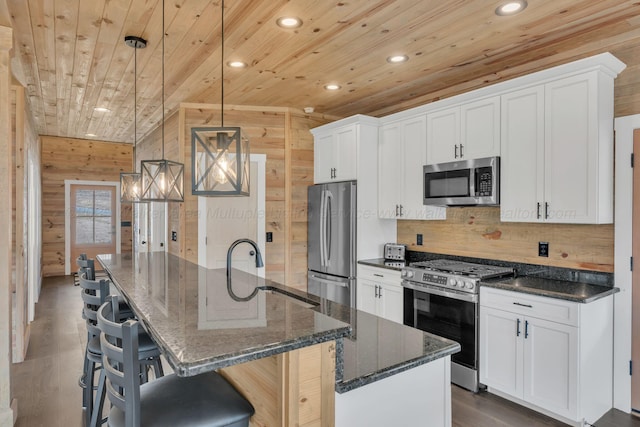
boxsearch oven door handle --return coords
[402,281,478,303]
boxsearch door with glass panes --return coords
[70,184,117,263]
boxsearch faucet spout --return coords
[226,238,264,302]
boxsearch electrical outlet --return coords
[538,241,549,257]
[171,231,177,242]
[266,232,273,243]
[417,234,423,246]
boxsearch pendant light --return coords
[141,0,184,202]
[191,0,250,196]
[120,35,147,203]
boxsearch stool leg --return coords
[84,360,95,427]
[90,368,106,427]
[80,346,90,408]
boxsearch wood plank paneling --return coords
[397,207,614,272]
[40,136,132,277]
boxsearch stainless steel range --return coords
[401,259,515,392]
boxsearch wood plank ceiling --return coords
[6,0,640,143]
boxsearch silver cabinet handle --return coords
[454,144,459,158]
[399,205,404,217]
[517,318,521,337]
[525,320,529,339]
[374,285,379,298]
[459,144,464,158]
[373,273,384,277]
[536,203,541,219]
[395,204,399,217]
[545,202,549,219]
[378,286,382,298]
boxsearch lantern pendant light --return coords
[120,35,147,203]
[191,0,250,196]
[140,0,184,202]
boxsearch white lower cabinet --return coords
[357,265,403,324]
[479,287,613,426]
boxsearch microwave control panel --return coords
[475,167,493,197]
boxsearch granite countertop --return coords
[98,252,460,392]
[358,258,408,271]
[482,276,619,303]
[97,252,351,377]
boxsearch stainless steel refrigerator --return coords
[307,180,356,307]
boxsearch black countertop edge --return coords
[481,278,620,304]
[335,343,461,394]
[357,258,406,271]
[173,328,351,377]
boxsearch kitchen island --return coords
[98,252,460,426]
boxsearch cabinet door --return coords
[378,123,401,218]
[544,73,598,223]
[479,307,523,397]
[400,116,446,220]
[357,278,379,316]
[427,107,460,164]
[523,317,578,420]
[378,282,403,324]
[461,96,501,160]
[314,132,335,183]
[500,87,545,222]
[335,125,358,181]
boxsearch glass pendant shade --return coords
[140,159,185,202]
[191,127,250,196]
[120,172,143,202]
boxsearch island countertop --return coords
[97,252,460,392]
[97,252,351,377]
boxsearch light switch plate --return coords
[538,241,549,257]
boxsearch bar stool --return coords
[79,272,164,427]
[97,297,255,427]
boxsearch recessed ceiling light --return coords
[94,107,110,112]
[276,17,302,29]
[495,0,527,16]
[85,133,97,137]
[387,55,409,64]
[227,61,247,69]
[324,84,341,91]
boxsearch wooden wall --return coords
[398,208,614,272]
[40,136,133,277]
[136,103,333,289]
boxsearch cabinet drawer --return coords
[480,287,578,327]
[357,265,401,285]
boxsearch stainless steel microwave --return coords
[423,156,500,206]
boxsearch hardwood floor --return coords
[11,276,640,426]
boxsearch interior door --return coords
[69,184,117,262]
[134,202,149,253]
[632,128,640,412]
[199,156,265,278]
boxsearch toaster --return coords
[384,243,407,261]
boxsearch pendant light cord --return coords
[220,0,225,127]
[133,40,137,166]
[161,0,166,159]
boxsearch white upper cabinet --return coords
[427,96,500,164]
[313,124,357,183]
[501,70,616,223]
[378,115,446,220]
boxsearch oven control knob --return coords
[456,279,464,287]
[448,278,456,287]
[464,282,474,290]
[403,270,414,279]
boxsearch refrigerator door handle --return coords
[309,274,349,288]
[325,191,333,264]
[319,189,326,267]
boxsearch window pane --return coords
[94,190,112,217]
[94,217,112,244]
[75,190,94,217]
[75,217,94,244]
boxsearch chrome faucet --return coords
[226,238,264,301]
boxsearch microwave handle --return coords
[469,166,476,197]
